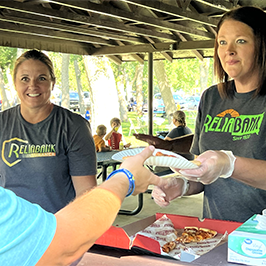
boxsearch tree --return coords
[83,56,119,133]
[135,64,144,116]
[0,47,18,109]
[73,58,85,115]
[154,60,176,122]
[61,53,70,109]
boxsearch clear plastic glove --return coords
[178,150,236,184]
[151,176,188,207]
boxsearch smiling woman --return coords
[1,50,97,216]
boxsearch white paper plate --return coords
[112,148,199,169]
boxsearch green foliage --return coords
[122,111,197,147]
[0,47,17,84]
[164,58,214,94]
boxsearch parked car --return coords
[153,93,185,115]
[183,95,200,110]
[69,91,80,111]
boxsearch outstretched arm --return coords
[37,146,161,266]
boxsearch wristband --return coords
[106,168,135,197]
[180,176,190,196]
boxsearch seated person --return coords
[93,125,111,152]
[165,110,192,140]
[105,117,131,150]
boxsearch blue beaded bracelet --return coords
[106,168,135,197]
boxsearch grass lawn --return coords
[122,110,197,147]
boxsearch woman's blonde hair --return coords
[13,49,56,84]
[172,110,186,127]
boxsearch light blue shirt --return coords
[0,187,57,265]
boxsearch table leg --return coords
[102,165,108,181]
[118,193,143,215]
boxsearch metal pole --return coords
[148,53,153,135]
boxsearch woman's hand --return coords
[178,150,236,184]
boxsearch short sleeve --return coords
[0,187,57,266]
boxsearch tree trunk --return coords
[154,61,176,121]
[61,53,70,109]
[116,74,128,122]
[0,68,10,110]
[83,56,119,134]
[135,64,144,116]
[199,58,210,94]
[74,59,85,115]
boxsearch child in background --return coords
[93,125,111,152]
[105,117,131,150]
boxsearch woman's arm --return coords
[72,175,97,197]
[232,156,266,190]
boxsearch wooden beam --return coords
[0,15,145,44]
[115,40,145,64]
[194,0,233,11]
[0,30,95,55]
[175,32,204,61]
[0,20,114,46]
[0,1,178,42]
[92,40,214,56]
[107,55,122,65]
[161,52,173,63]
[45,0,214,38]
[121,0,219,27]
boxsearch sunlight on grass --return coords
[122,111,197,147]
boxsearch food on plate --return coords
[155,151,177,158]
[161,226,217,253]
[191,160,201,166]
[162,241,177,253]
[176,226,217,244]
[122,151,177,160]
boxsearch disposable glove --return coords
[179,150,236,184]
[151,176,189,207]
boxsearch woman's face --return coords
[217,19,258,84]
[14,59,54,110]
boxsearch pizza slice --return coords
[176,226,217,244]
[162,241,177,253]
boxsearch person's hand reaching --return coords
[151,176,188,207]
[120,145,161,195]
[178,150,236,184]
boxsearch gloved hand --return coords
[151,176,189,207]
[178,150,236,184]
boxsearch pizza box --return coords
[95,213,242,258]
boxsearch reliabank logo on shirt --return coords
[203,109,264,141]
[2,138,56,167]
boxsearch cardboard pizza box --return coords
[95,213,242,256]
